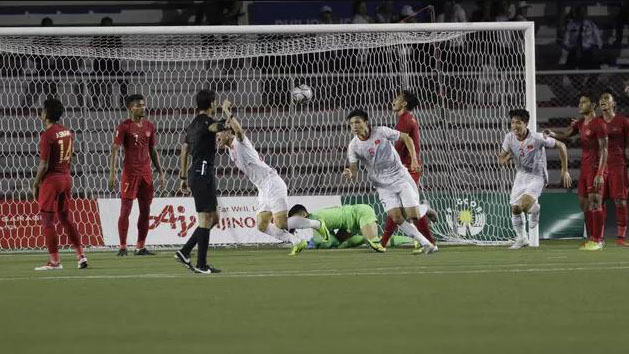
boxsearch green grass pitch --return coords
[0,240,627,354]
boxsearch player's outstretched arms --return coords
[544,123,576,141]
[222,100,245,141]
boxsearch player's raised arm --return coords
[544,124,576,141]
[222,100,244,141]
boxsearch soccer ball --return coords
[291,84,313,103]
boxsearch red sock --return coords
[585,210,593,240]
[59,211,83,259]
[591,209,605,243]
[41,211,59,263]
[380,216,397,247]
[118,198,133,248]
[616,203,627,238]
[136,197,151,249]
[414,215,434,244]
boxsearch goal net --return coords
[0,23,536,250]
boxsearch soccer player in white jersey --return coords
[499,109,572,249]
[218,100,323,256]
[342,109,436,254]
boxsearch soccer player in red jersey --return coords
[108,94,164,256]
[547,95,608,250]
[599,93,629,246]
[379,90,436,251]
[33,99,87,270]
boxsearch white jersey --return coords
[501,130,555,182]
[229,136,277,189]
[348,126,412,188]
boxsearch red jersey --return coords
[113,119,156,177]
[602,114,629,169]
[394,111,422,170]
[572,117,608,171]
[39,123,73,177]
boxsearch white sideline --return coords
[1,263,629,281]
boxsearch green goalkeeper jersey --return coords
[309,204,377,236]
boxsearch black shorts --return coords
[189,171,218,213]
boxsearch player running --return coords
[288,203,434,251]
[108,94,164,256]
[33,99,87,270]
[217,100,311,256]
[343,109,435,254]
[598,93,629,246]
[546,95,608,250]
[499,109,571,249]
[379,90,436,252]
[175,90,224,274]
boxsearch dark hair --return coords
[125,94,145,108]
[508,109,529,123]
[43,98,64,122]
[353,0,366,13]
[100,17,113,26]
[41,17,53,27]
[401,90,419,111]
[346,109,369,121]
[196,89,216,110]
[288,204,308,218]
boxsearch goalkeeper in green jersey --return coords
[288,204,387,252]
[288,203,438,250]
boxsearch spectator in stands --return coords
[90,17,127,109]
[319,5,334,24]
[562,5,602,91]
[511,1,530,21]
[22,18,59,108]
[614,0,629,48]
[195,1,242,25]
[399,5,417,23]
[376,1,396,23]
[470,0,492,22]
[563,5,602,69]
[352,0,374,24]
[437,1,467,22]
[492,0,511,21]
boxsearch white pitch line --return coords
[1,264,629,281]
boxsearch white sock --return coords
[398,221,431,247]
[526,203,540,229]
[264,224,299,245]
[287,216,321,230]
[511,213,525,241]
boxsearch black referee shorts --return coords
[189,171,218,213]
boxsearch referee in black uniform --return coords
[175,89,227,274]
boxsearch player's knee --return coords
[390,214,405,225]
[275,219,288,230]
[511,205,522,214]
[256,222,268,232]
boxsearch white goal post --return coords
[0,22,537,250]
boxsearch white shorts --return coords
[257,175,289,214]
[510,172,545,206]
[376,177,420,212]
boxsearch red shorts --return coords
[577,168,606,197]
[604,166,626,200]
[121,174,154,200]
[38,175,72,213]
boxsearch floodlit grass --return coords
[1,240,628,354]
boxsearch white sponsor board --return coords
[97,196,342,246]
